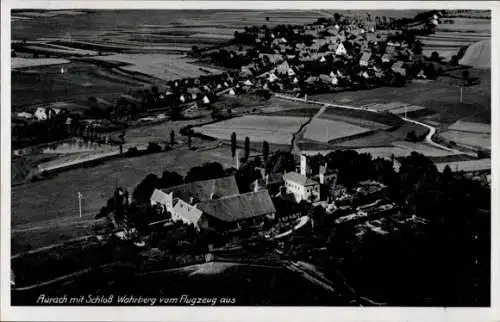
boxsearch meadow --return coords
[12,57,70,69]
[11,145,238,254]
[311,68,491,127]
[11,61,142,109]
[93,54,223,81]
[193,115,309,145]
[439,130,490,151]
[303,118,370,143]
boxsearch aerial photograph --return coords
[10,9,491,306]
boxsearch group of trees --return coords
[279,150,490,306]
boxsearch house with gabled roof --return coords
[197,190,276,231]
[170,198,204,227]
[276,60,290,75]
[391,61,406,76]
[283,172,320,203]
[161,176,239,204]
[359,52,372,66]
[335,42,347,56]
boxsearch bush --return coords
[126,147,140,157]
[147,142,162,154]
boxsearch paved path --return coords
[272,216,310,240]
[273,93,471,156]
[402,117,477,157]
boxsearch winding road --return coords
[274,92,474,157]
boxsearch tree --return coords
[231,132,237,159]
[147,142,162,153]
[157,170,184,188]
[133,174,159,204]
[244,137,250,160]
[265,151,296,174]
[462,70,470,85]
[170,130,175,145]
[262,141,270,162]
[187,130,192,148]
[151,86,159,97]
[430,51,441,62]
[185,162,225,183]
[412,40,423,55]
[406,130,418,142]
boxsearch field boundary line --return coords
[12,235,94,259]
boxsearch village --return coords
[9,9,491,307]
[12,11,444,148]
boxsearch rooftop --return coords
[162,176,239,203]
[283,172,319,187]
[197,190,276,223]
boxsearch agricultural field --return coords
[11,61,144,109]
[359,102,428,116]
[438,118,490,151]
[439,130,490,151]
[11,145,238,254]
[447,119,491,133]
[262,97,321,114]
[417,13,491,62]
[93,53,223,81]
[299,143,460,159]
[330,122,429,148]
[12,57,70,69]
[311,67,490,127]
[193,115,309,145]
[302,118,371,143]
[459,39,491,69]
[352,143,461,159]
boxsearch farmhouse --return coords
[17,112,33,119]
[197,190,276,231]
[34,107,62,121]
[250,172,285,195]
[170,198,204,227]
[160,176,239,205]
[276,61,290,75]
[359,52,372,66]
[391,61,406,76]
[335,43,347,56]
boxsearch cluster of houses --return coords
[16,105,67,121]
[208,13,442,97]
[149,152,397,236]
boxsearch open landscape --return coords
[8,8,491,310]
[193,115,309,145]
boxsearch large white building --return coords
[283,172,320,203]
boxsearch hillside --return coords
[459,39,491,69]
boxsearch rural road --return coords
[402,117,477,157]
[272,216,310,239]
[273,93,469,156]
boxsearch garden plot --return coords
[303,118,371,143]
[193,115,309,145]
